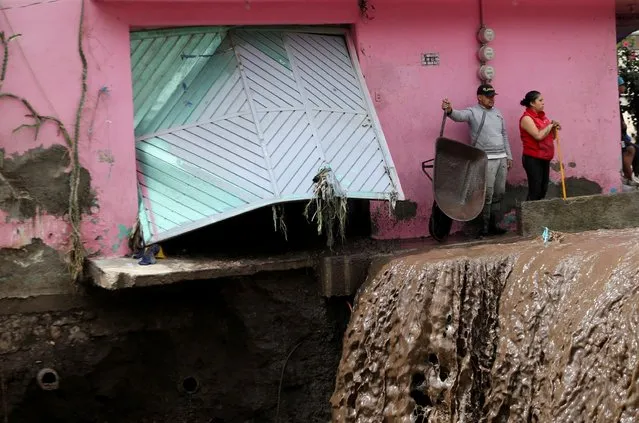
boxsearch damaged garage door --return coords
[131,27,404,244]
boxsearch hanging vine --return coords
[0,0,88,281]
[69,0,88,281]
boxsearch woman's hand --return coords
[441,98,452,113]
[551,120,562,130]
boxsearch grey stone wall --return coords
[518,191,639,236]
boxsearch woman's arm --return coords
[520,116,556,141]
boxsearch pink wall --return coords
[359,0,621,238]
[0,0,621,257]
[0,0,137,255]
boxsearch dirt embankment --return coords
[1,270,350,422]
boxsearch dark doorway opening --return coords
[160,199,372,258]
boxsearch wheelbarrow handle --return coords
[422,111,447,182]
[440,110,447,138]
[421,159,434,181]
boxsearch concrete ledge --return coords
[88,237,524,294]
[88,255,315,290]
[518,191,639,237]
[90,253,384,295]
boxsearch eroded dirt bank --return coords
[0,270,349,422]
[332,228,639,422]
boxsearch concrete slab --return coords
[87,239,431,292]
[88,234,524,293]
[88,255,315,290]
[518,191,639,237]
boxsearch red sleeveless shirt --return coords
[520,108,554,161]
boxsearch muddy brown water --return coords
[331,228,639,422]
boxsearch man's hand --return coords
[507,159,513,170]
[441,98,452,113]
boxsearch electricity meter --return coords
[478,65,495,82]
[477,27,496,44]
[478,45,495,62]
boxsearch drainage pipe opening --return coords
[182,376,199,394]
[37,368,60,391]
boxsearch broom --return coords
[554,127,567,200]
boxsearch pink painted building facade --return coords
[0,0,626,261]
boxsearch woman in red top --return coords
[519,91,561,201]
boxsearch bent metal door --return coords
[131,27,404,244]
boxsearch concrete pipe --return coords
[37,368,60,391]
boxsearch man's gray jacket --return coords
[448,104,512,160]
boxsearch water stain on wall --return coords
[550,161,579,171]
[0,145,95,220]
[393,200,418,221]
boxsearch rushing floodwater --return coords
[331,229,639,422]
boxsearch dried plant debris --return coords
[304,167,348,249]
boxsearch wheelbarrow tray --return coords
[433,137,488,222]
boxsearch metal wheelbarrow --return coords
[421,112,488,242]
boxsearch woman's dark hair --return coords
[520,91,541,107]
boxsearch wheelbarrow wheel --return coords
[429,201,453,243]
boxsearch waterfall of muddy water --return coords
[331,228,639,422]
